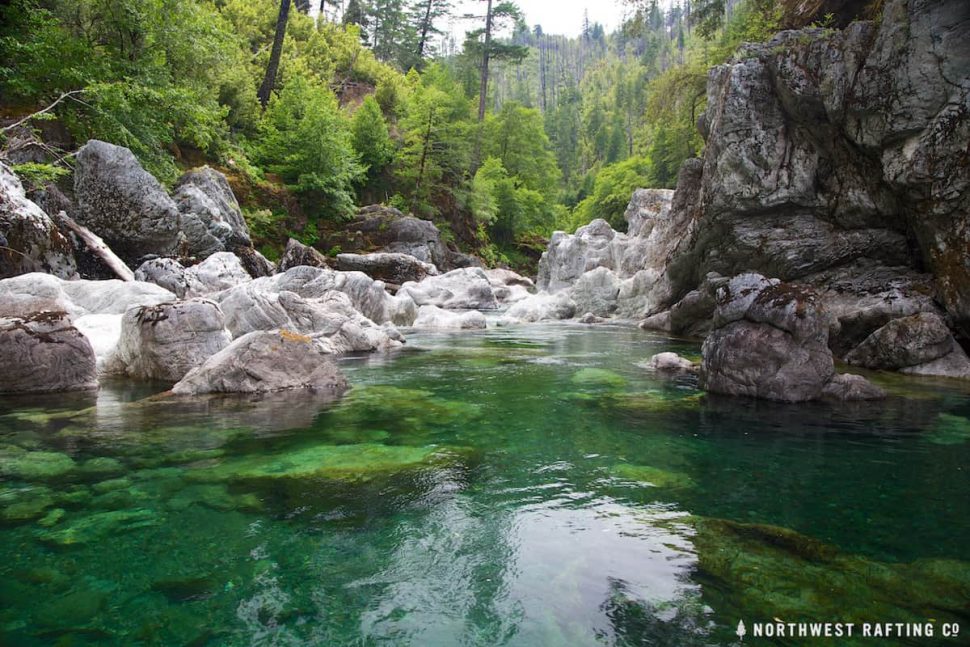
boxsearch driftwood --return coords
[52,211,134,281]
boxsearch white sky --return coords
[448,0,632,38]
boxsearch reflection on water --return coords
[1,322,969,645]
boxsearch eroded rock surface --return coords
[0,312,97,393]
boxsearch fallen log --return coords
[52,210,134,281]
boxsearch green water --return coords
[2,323,969,646]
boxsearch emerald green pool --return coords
[2,323,969,646]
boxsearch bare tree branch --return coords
[1,91,85,134]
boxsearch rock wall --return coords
[661,0,970,342]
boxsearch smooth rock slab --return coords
[0,312,97,393]
[172,330,349,396]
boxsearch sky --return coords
[447,0,632,39]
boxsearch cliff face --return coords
[660,0,969,340]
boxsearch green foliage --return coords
[571,157,653,231]
[9,163,70,192]
[352,96,394,179]
[256,74,363,221]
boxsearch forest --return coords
[1,0,788,268]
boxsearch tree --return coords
[258,0,293,108]
[257,74,363,220]
[411,0,452,66]
[351,95,394,200]
[464,0,527,123]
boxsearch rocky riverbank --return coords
[2,0,968,404]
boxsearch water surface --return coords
[1,323,969,646]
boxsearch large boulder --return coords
[134,253,255,299]
[327,205,450,268]
[845,312,970,378]
[73,140,182,263]
[499,291,577,325]
[335,252,437,285]
[700,274,882,402]
[650,0,970,338]
[217,285,403,353]
[172,330,350,397]
[412,305,486,330]
[108,299,232,382]
[0,312,97,393]
[172,166,251,258]
[277,238,329,272]
[0,272,175,319]
[398,268,498,311]
[0,163,77,279]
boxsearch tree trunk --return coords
[477,0,493,123]
[258,0,292,109]
[416,0,434,59]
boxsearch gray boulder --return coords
[700,274,883,402]
[820,374,888,402]
[0,163,77,279]
[277,238,329,272]
[845,312,970,378]
[336,252,438,285]
[172,330,350,397]
[172,166,251,258]
[0,312,97,393]
[73,140,182,262]
[109,299,232,382]
[328,205,450,268]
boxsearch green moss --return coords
[196,443,464,488]
[610,464,694,489]
[38,508,160,546]
[925,413,970,445]
[570,368,628,388]
[0,447,76,480]
[0,486,55,522]
[688,517,970,635]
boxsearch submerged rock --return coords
[172,329,350,396]
[37,508,159,546]
[0,447,76,479]
[0,312,97,393]
[195,443,462,488]
[610,463,694,488]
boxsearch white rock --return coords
[399,267,499,311]
[412,305,487,330]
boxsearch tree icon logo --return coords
[736,619,746,641]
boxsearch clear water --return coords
[1,323,969,646]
